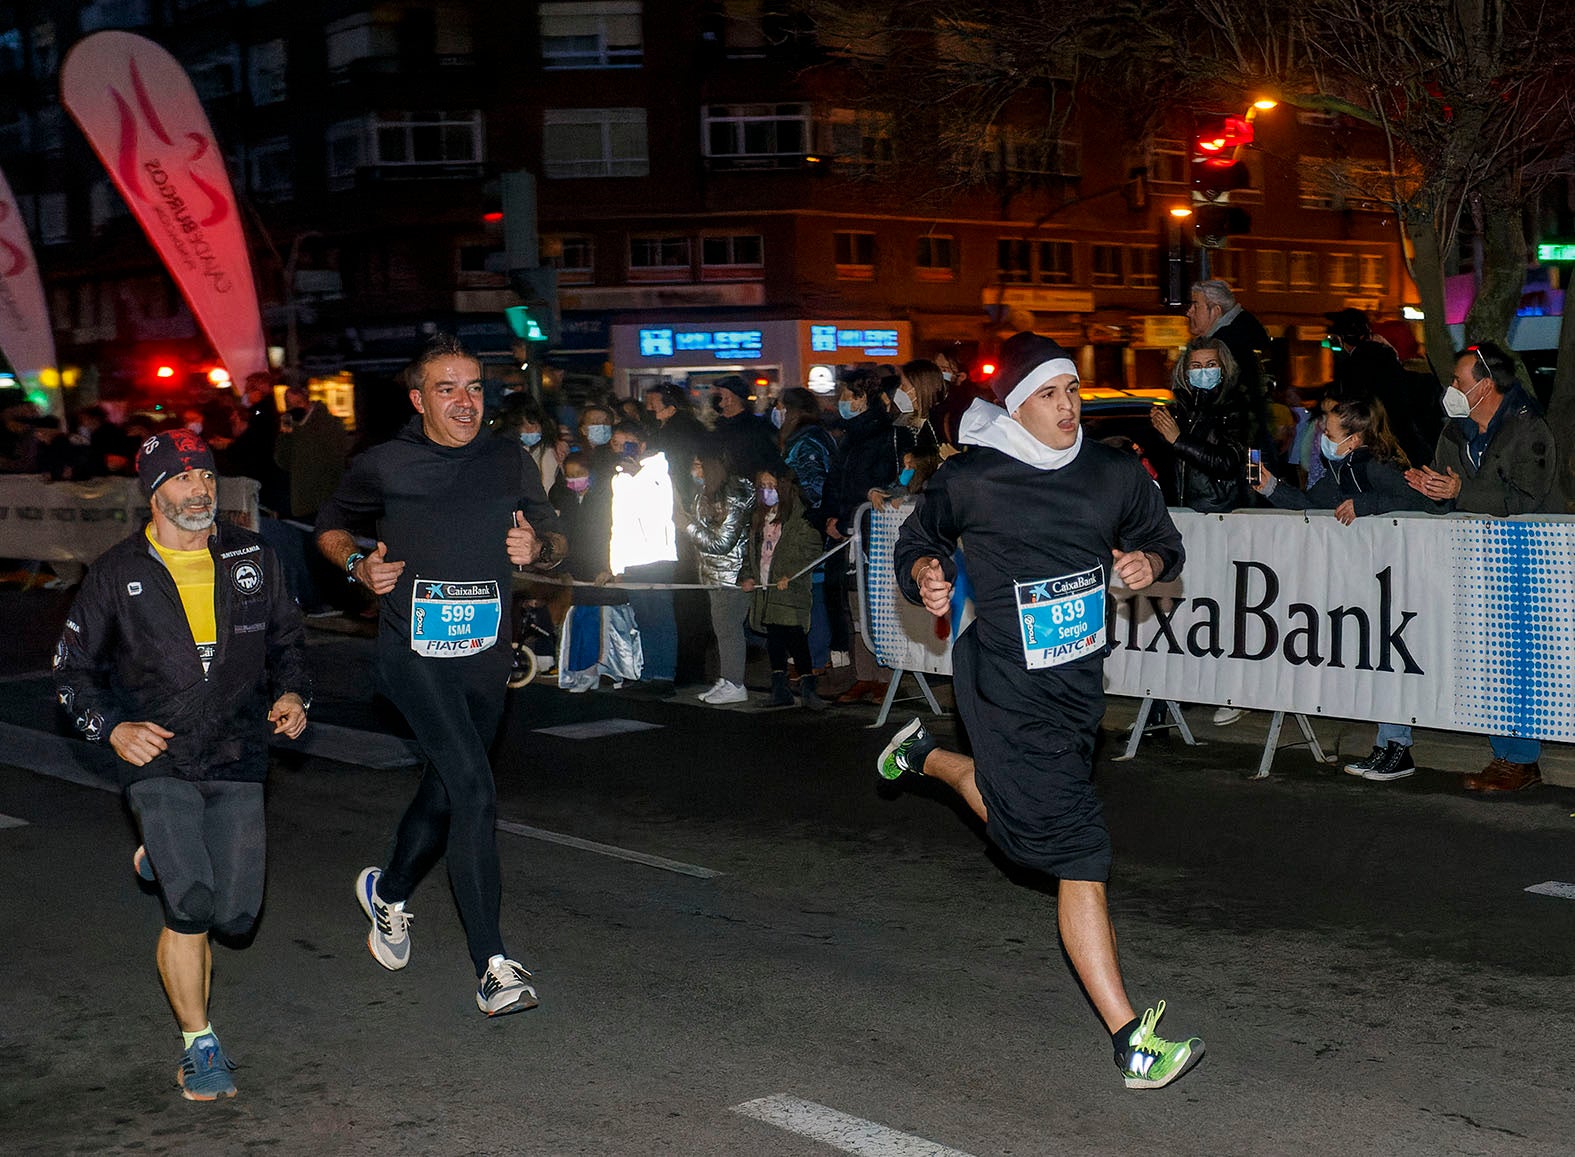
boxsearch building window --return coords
[543,108,648,178]
[1327,253,1356,291]
[1288,251,1318,290]
[38,191,67,244]
[1091,244,1124,286]
[89,180,127,231]
[1359,253,1388,292]
[629,235,691,281]
[703,103,809,168]
[326,119,365,188]
[1128,245,1158,289]
[1255,249,1287,291]
[540,2,642,69]
[326,12,397,71]
[1038,240,1075,284]
[701,234,764,280]
[249,136,293,200]
[248,39,287,105]
[834,231,876,279]
[544,234,595,284]
[188,45,241,99]
[916,235,955,280]
[987,128,1081,178]
[1147,139,1188,186]
[1212,249,1246,289]
[0,28,21,75]
[31,22,57,78]
[997,239,1032,283]
[374,111,482,168]
[824,108,894,169]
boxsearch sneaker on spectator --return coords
[697,678,726,701]
[707,680,748,705]
[134,844,155,882]
[356,867,412,971]
[1212,706,1244,726]
[176,1033,237,1101]
[476,955,539,1016]
[1115,1001,1204,1089]
[877,717,937,781]
[1343,746,1386,777]
[1362,744,1416,782]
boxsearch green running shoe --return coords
[876,718,937,781]
[1117,1000,1204,1089]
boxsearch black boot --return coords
[800,674,828,711]
[764,670,795,708]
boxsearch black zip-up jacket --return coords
[1263,447,1434,517]
[54,521,310,786]
[1169,383,1252,513]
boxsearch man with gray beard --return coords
[54,429,310,1102]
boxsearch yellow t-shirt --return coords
[146,525,218,673]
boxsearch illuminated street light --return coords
[1169,206,1194,218]
[1252,99,1278,111]
[208,367,232,387]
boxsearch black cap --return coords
[136,429,216,495]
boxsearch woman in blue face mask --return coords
[1149,337,1252,515]
[1249,393,1434,783]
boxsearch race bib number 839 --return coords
[1015,565,1106,670]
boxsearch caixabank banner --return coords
[860,506,1575,742]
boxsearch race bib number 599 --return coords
[1015,565,1105,670]
[410,579,502,658]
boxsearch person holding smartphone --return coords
[1149,338,1253,515]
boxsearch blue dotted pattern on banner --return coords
[865,508,904,665]
[1453,521,1575,739]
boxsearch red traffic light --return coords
[155,365,175,379]
[1195,115,1254,155]
[979,361,997,377]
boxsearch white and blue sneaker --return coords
[477,955,539,1017]
[356,867,412,971]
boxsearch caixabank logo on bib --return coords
[436,582,495,599]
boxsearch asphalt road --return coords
[2,634,1573,1156]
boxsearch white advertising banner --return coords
[0,167,57,383]
[0,476,260,563]
[61,32,267,381]
[861,505,1575,743]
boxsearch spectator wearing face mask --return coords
[496,394,560,495]
[1253,394,1431,782]
[739,465,826,711]
[775,388,835,527]
[578,403,617,477]
[684,450,755,705]
[551,452,612,584]
[1149,338,1252,515]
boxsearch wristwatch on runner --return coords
[344,551,366,583]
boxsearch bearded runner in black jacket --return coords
[880,333,1206,1090]
[316,335,565,1017]
[55,430,309,1101]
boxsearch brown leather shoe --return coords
[1465,758,1543,792]
[837,680,879,704]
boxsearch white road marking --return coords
[495,819,720,879]
[533,718,663,740]
[730,1095,977,1157]
[1524,880,1575,900]
[0,813,28,829]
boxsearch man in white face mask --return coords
[1405,341,1560,792]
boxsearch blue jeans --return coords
[623,561,676,681]
[1490,735,1541,764]
[1376,723,1412,747]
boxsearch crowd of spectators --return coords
[5,287,1565,788]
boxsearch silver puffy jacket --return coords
[685,476,755,585]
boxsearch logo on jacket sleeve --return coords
[231,559,263,594]
[127,581,142,596]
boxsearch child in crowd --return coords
[1254,394,1433,781]
[740,466,826,710]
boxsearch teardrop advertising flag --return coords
[60,31,266,381]
[0,165,58,394]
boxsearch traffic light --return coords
[1193,204,1252,248]
[1193,156,1251,200]
[504,305,548,343]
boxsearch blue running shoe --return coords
[176,1034,237,1101]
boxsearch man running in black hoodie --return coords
[317,334,564,1016]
